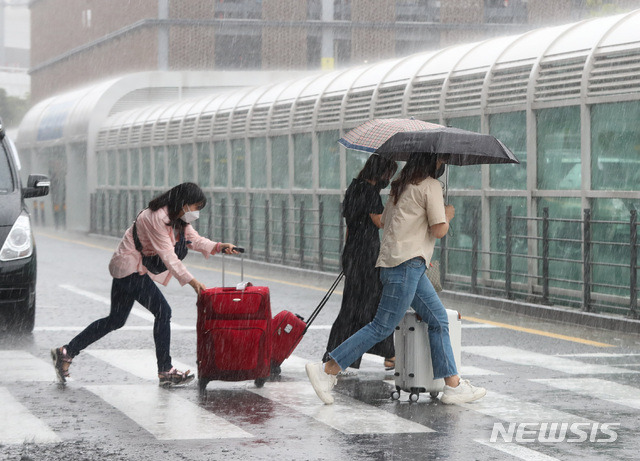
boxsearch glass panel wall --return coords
[197,142,211,187]
[489,111,526,189]
[118,150,128,186]
[108,150,117,186]
[249,193,268,256]
[97,151,107,186]
[181,144,194,183]
[591,101,640,191]
[318,194,342,270]
[591,198,635,299]
[271,136,289,189]
[293,194,316,267]
[168,145,180,186]
[445,195,481,277]
[537,197,582,293]
[318,130,341,190]
[213,141,228,187]
[141,147,152,187]
[490,197,528,283]
[231,139,246,188]
[536,106,580,190]
[446,116,481,190]
[346,150,368,184]
[130,149,140,186]
[293,133,313,188]
[250,137,267,189]
[154,146,166,187]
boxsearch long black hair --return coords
[148,182,207,228]
[390,153,440,204]
[356,154,398,183]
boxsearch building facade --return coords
[29,0,639,103]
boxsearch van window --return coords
[0,143,15,193]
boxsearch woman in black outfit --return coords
[323,154,398,370]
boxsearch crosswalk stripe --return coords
[87,351,432,435]
[474,439,561,461]
[531,377,640,410]
[0,351,54,382]
[250,381,434,435]
[84,384,252,440]
[85,349,196,381]
[0,387,61,444]
[58,284,189,329]
[462,346,638,375]
[460,391,594,423]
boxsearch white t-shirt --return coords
[376,177,446,268]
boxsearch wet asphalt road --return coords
[1,228,639,461]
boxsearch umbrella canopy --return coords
[374,126,520,165]
[338,118,442,153]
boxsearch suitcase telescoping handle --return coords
[303,271,344,334]
[221,246,245,287]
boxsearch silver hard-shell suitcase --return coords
[391,308,462,402]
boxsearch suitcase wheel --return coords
[254,377,267,388]
[430,391,439,399]
[391,390,400,400]
[198,378,209,394]
[409,393,420,403]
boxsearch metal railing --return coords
[90,190,639,319]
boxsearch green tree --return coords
[585,0,626,17]
[0,89,30,128]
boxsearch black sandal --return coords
[51,347,72,384]
[158,367,194,387]
[384,357,396,371]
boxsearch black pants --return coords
[66,273,173,373]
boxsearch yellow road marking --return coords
[462,315,615,348]
[37,232,342,295]
[39,232,614,345]
[38,232,115,251]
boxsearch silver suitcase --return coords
[391,308,462,402]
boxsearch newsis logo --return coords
[490,422,620,443]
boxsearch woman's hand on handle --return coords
[189,278,207,296]
[217,243,243,255]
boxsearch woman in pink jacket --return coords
[52,183,239,387]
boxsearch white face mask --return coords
[181,209,200,223]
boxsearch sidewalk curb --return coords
[440,290,640,336]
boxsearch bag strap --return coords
[303,271,344,334]
[132,208,185,254]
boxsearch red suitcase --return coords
[269,272,345,374]
[196,284,272,392]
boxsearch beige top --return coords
[376,177,446,268]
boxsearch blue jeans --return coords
[329,257,458,380]
[66,273,173,373]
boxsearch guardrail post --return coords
[101,192,106,234]
[471,206,479,294]
[542,207,550,305]
[220,198,226,243]
[234,198,240,247]
[248,196,254,257]
[505,206,513,299]
[299,201,305,268]
[339,201,344,254]
[265,199,270,262]
[281,200,287,264]
[630,209,638,319]
[208,194,215,242]
[318,201,324,271]
[440,235,447,289]
[582,208,592,312]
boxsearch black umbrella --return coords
[374,126,519,165]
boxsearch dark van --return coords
[0,117,50,332]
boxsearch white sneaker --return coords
[305,362,337,405]
[440,378,486,405]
